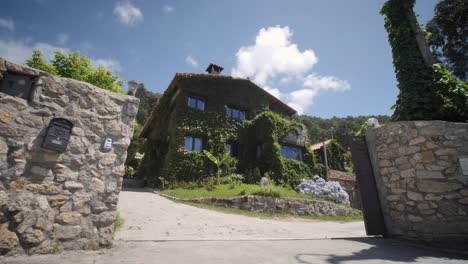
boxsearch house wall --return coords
[366,121,468,243]
[140,76,316,186]
[175,77,273,119]
[0,58,139,255]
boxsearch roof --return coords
[140,73,297,138]
[310,139,332,151]
[173,73,296,115]
[328,170,356,182]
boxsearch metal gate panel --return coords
[349,136,387,236]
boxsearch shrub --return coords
[220,173,244,189]
[252,189,281,198]
[200,177,217,191]
[298,176,350,204]
[244,167,262,184]
[113,211,124,237]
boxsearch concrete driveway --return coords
[115,188,366,241]
[2,189,466,263]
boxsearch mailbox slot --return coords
[42,118,74,153]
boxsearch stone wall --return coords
[185,195,357,217]
[366,121,468,242]
[0,58,139,255]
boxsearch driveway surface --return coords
[115,188,366,241]
[2,189,466,263]
[3,239,467,264]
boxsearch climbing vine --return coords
[140,105,321,188]
[381,0,468,122]
[238,112,321,187]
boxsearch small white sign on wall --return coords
[103,137,113,150]
[460,157,468,176]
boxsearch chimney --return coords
[205,63,224,75]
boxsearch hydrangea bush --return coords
[298,176,350,204]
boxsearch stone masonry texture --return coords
[366,121,468,243]
[0,58,139,255]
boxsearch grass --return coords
[112,211,124,237]
[177,200,363,222]
[162,183,319,201]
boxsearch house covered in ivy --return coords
[139,64,320,187]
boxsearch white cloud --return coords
[91,58,122,72]
[163,5,175,13]
[232,26,350,115]
[185,55,199,68]
[303,74,350,91]
[114,1,143,26]
[0,38,122,72]
[0,18,15,31]
[0,39,69,63]
[56,33,69,45]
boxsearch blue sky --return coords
[0,0,438,117]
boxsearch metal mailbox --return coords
[42,118,74,153]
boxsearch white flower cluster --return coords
[298,176,350,204]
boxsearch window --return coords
[226,143,238,157]
[0,72,33,100]
[184,136,202,153]
[226,106,246,121]
[188,96,205,111]
[281,145,303,161]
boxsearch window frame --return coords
[226,105,246,121]
[184,136,203,153]
[280,144,304,161]
[187,96,205,111]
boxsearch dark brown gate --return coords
[349,136,387,236]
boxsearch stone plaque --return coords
[460,157,468,176]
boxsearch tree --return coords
[426,0,468,81]
[134,84,161,124]
[381,0,468,122]
[25,49,125,94]
[26,50,58,75]
[203,150,234,184]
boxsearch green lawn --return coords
[162,183,317,200]
[177,201,363,222]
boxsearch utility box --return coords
[42,118,74,153]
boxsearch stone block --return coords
[56,212,82,225]
[26,183,60,195]
[409,136,426,146]
[425,194,443,201]
[0,108,13,123]
[416,181,462,193]
[64,181,84,191]
[89,178,105,193]
[413,151,435,163]
[0,223,19,252]
[415,170,444,179]
[53,224,82,240]
[407,191,424,201]
[21,229,45,245]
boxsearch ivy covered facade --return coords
[139,66,320,187]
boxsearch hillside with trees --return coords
[296,115,392,148]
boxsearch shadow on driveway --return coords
[294,237,468,264]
